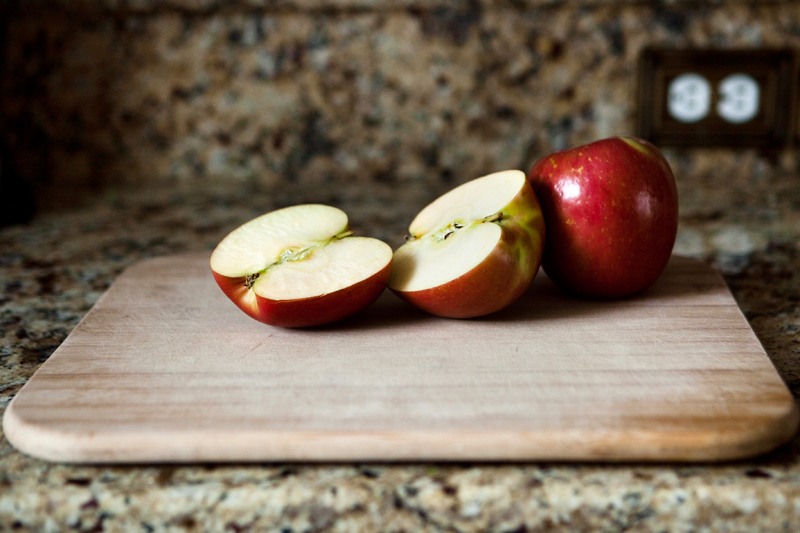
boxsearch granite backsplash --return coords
[1,0,799,227]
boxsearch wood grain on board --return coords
[4,252,798,463]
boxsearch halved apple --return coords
[210,205,392,327]
[388,170,546,318]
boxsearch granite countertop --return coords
[2,180,800,531]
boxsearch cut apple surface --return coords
[210,204,392,328]
[389,170,545,318]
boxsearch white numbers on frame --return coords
[717,73,760,124]
[667,73,760,124]
[667,73,712,123]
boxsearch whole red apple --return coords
[527,137,678,298]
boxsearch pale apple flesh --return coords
[389,170,545,318]
[210,205,393,328]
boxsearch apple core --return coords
[210,204,392,327]
[389,170,546,318]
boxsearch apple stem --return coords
[335,230,354,240]
[483,212,503,223]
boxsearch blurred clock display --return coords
[638,48,795,148]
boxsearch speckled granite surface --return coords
[1,179,800,531]
[3,0,800,529]
[5,1,800,211]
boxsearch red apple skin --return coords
[393,181,546,318]
[212,263,391,328]
[392,229,536,319]
[527,137,678,298]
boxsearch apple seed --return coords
[432,212,505,243]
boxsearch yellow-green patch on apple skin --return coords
[391,180,545,319]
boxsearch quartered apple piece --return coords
[389,170,545,318]
[210,204,392,327]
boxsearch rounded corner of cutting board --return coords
[2,396,84,463]
[749,396,800,456]
[700,397,800,462]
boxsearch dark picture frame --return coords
[637,48,796,148]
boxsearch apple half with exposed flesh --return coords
[388,170,546,318]
[210,205,392,328]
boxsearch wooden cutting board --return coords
[4,252,798,463]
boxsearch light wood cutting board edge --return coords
[3,252,799,464]
[4,411,800,464]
